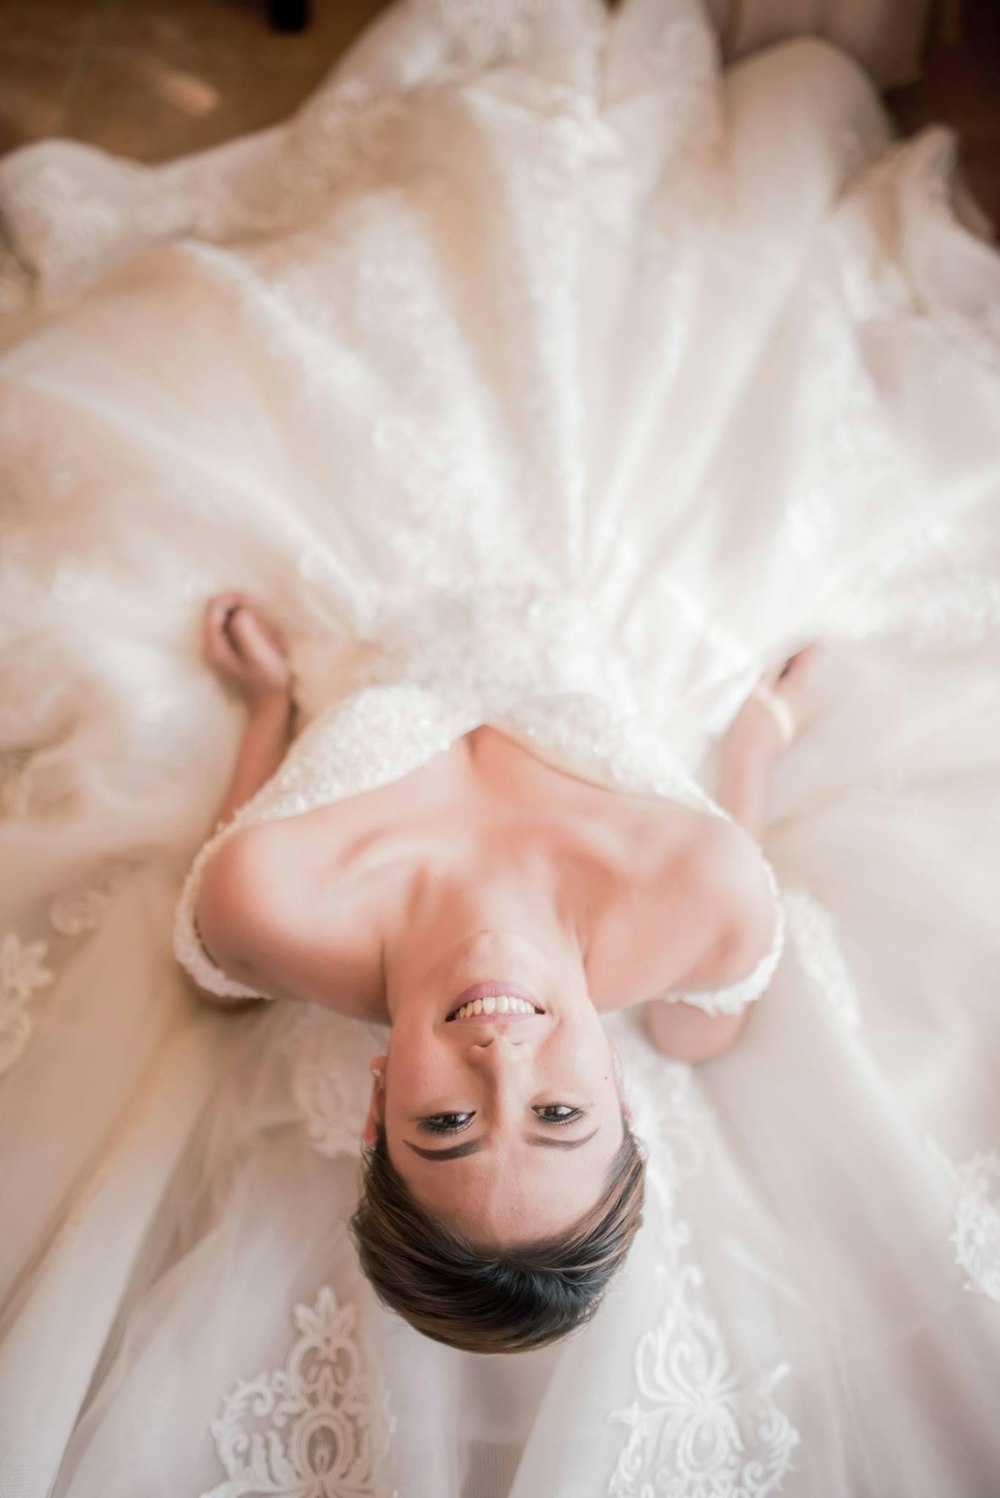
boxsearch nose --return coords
[468,1033,528,1057]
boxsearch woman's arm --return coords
[715,645,823,839]
[212,691,296,831]
[185,594,297,1010]
[202,592,298,827]
[644,647,822,1062]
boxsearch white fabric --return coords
[1,1,1000,1495]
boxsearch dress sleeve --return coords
[173,821,274,1002]
[661,857,786,1017]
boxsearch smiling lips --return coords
[446,980,545,1023]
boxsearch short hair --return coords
[349,1117,646,1353]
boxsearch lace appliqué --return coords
[202,1286,394,1498]
[0,929,53,1076]
[0,80,407,310]
[418,0,538,71]
[826,516,1000,654]
[608,1034,800,1497]
[950,1152,1000,1305]
[0,861,133,1076]
[783,887,860,1028]
[286,1009,371,1161]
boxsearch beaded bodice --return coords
[174,583,785,1014]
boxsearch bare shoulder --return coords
[638,819,779,1064]
[194,819,383,1014]
[195,822,302,993]
[586,805,778,1012]
[673,815,779,989]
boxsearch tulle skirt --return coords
[1,2,1000,1494]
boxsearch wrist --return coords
[721,712,781,770]
[247,688,296,729]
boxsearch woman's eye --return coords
[419,1112,475,1134]
[534,1104,584,1126]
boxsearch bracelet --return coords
[751,684,796,750]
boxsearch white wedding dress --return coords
[2,2,1000,1495]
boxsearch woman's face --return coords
[365,930,627,1249]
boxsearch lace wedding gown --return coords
[2,2,1000,1495]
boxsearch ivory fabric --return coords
[706,0,934,87]
[1,2,1000,1495]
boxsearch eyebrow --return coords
[404,1126,599,1162]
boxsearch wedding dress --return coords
[1,2,1000,1495]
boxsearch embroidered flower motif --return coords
[49,861,132,937]
[202,1287,393,1498]
[608,1025,800,1498]
[287,1010,369,1161]
[418,0,540,71]
[0,930,54,1076]
[609,1274,798,1498]
[950,1151,1000,1304]
[783,888,861,1028]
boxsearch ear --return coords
[362,1053,387,1149]
[611,1042,634,1127]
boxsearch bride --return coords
[182,593,815,1353]
[2,0,1000,1493]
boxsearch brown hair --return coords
[349,1118,646,1353]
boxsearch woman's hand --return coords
[717,644,824,842]
[727,643,824,761]
[203,593,294,711]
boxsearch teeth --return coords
[450,994,540,1020]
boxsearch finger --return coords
[205,595,248,640]
[226,607,261,661]
[779,643,823,684]
[228,607,287,674]
[204,602,247,671]
[256,612,289,658]
[207,591,252,620]
[204,599,236,655]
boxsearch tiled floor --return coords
[1,0,998,225]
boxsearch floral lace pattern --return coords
[286,1009,372,1162]
[783,887,861,1028]
[202,1286,394,1498]
[0,929,53,1076]
[0,860,133,1076]
[607,1033,800,1497]
[949,1152,1000,1305]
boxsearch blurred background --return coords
[0,0,997,225]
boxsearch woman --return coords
[180,593,816,1351]
[1,0,999,1492]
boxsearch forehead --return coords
[393,1128,624,1248]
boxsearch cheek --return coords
[385,1028,455,1110]
[550,1022,613,1076]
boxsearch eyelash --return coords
[419,1105,584,1134]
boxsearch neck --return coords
[380,835,590,1024]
